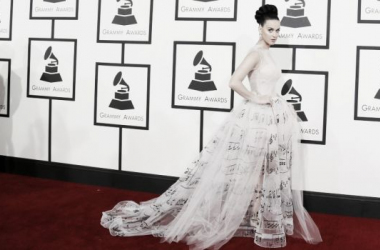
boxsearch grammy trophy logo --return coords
[40,46,63,83]
[176,0,236,20]
[281,79,308,121]
[113,0,137,26]
[355,47,380,121]
[0,59,10,117]
[43,0,66,3]
[281,0,311,28]
[359,0,380,22]
[95,63,149,129]
[109,71,135,110]
[375,90,380,99]
[374,67,380,99]
[188,50,217,92]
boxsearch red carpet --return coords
[1,172,379,250]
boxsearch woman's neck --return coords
[254,41,270,50]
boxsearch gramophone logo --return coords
[355,47,380,121]
[281,0,311,28]
[40,46,63,83]
[109,71,134,110]
[95,63,150,129]
[0,59,10,117]
[113,0,137,25]
[375,90,380,99]
[359,0,380,23]
[176,0,236,20]
[188,50,217,92]
[373,65,380,99]
[30,0,77,19]
[281,79,308,121]
[43,0,66,3]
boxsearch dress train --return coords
[100,96,323,249]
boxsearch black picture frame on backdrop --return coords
[0,0,13,41]
[354,46,380,122]
[175,0,238,21]
[172,41,235,112]
[281,70,329,145]
[27,38,77,101]
[358,0,380,24]
[29,0,79,20]
[94,62,151,130]
[97,0,154,44]
[0,59,11,118]
[263,0,331,49]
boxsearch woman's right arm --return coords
[228,51,271,104]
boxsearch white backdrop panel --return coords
[0,0,380,199]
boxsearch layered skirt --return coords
[100,96,323,249]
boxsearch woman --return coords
[101,4,323,249]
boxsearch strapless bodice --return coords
[247,47,282,97]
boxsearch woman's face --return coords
[259,19,281,45]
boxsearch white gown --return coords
[100,46,323,249]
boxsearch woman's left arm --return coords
[228,51,271,104]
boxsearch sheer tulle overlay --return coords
[100,96,323,249]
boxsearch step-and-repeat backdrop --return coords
[1,0,380,198]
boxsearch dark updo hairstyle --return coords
[255,4,279,26]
